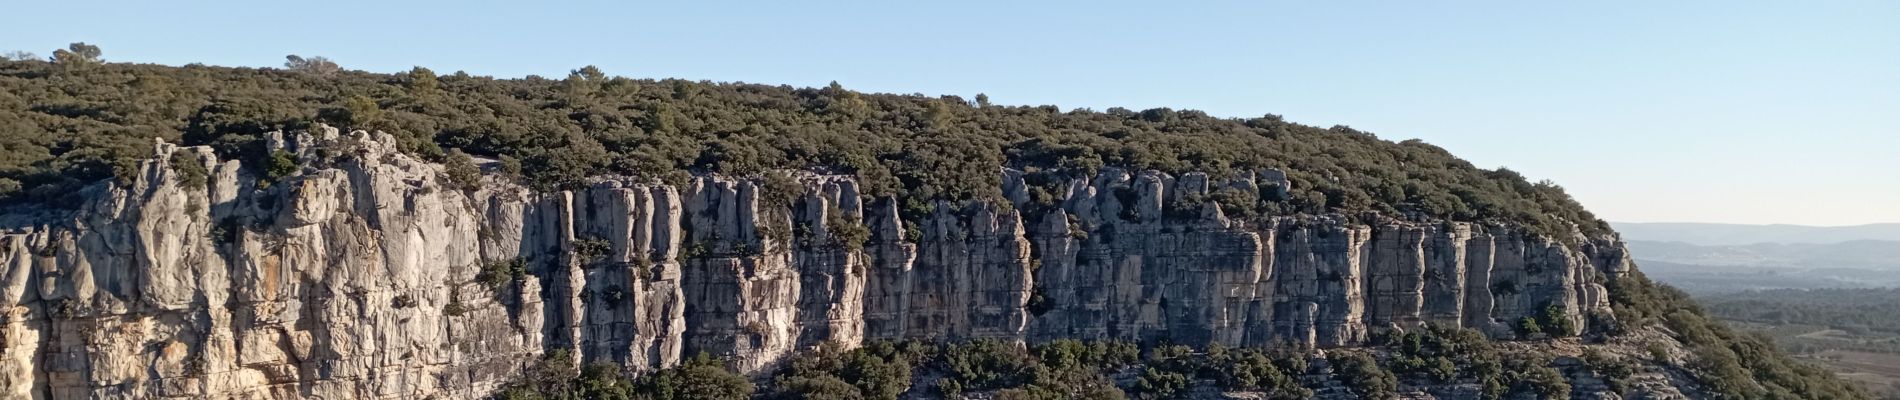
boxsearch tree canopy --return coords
[0,44,1608,239]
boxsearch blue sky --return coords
[5,1,1895,225]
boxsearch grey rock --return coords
[0,130,1628,399]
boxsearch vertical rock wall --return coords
[0,131,1628,399]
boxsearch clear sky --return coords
[5,1,1895,226]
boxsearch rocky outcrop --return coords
[0,129,1629,399]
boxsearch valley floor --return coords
[1723,321,1900,398]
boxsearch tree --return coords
[773,375,864,400]
[768,342,920,400]
[1514,363,1572,399]
[1516,317,1544,338]
[574,363,636,400]
[563,65,606,103]
[262,150,299,185]
[52,42,101,64]
[840,351,912,400]
[284,54,340,75]
[635,354,754,400]
[1541,304,1577,337]
[1132,367,1188,400]
[442,148,483,190]
[1,51,36,61]
[405,66,439,94]
[344,95,383,127]
[1000,364,1127,400]
[1428,356,1458,383]
[1330,352,1397,400]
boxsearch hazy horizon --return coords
[1614,221,1900,247]
[6,1,1894,226]
[1616,221,1900,228]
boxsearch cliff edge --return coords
[0,128,1637,399]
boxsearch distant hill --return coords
[1620,223,1900,292]
[1635,259,1900,294]
[1612,222,1900,246]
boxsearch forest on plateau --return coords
[0,44,1606,239]
[0,45,1874,399]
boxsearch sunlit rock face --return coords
[0,128,1625,399]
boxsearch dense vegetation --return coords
[496,351,754,400]
[497,327,1636,400]
[1703,288,1900,337]
[0,45,1608,238]
[1608,270,1869,399]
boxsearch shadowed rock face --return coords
[0,129,1632,399]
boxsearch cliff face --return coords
[0,129,1634,399]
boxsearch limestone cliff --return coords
[0,129,1634,399]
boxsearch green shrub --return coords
[1329,352,1397,400]
[1516,317,1543,337]
[571,238,611,263]
[1510,361,1570,399]
[771,341,918,400]
[999,364,1126,400]
[826,206,871,251]
[1025,287,1053,316]
[1030,340,1138,371]
[631,353,754,400]
[1540,304,1577,337]
[260,149,298,186]
[479,258,529,292]
[1647,342,1672,363]
[496,350,580,399]
[1584,349,1633,393]
[1206,346,1302,397]
[170,150,209,189]
[444,301,468,317]
[1480,375,1506,400]
[938,339,1035,391]
[1427,356,1457,383]
[443,148,483,190]
[773,375,862,400]
[935,378,962,399]
[682,241,710,259]
[760,171,803,207]
[1065,214,1089,239]
[1132,367,1188,400]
